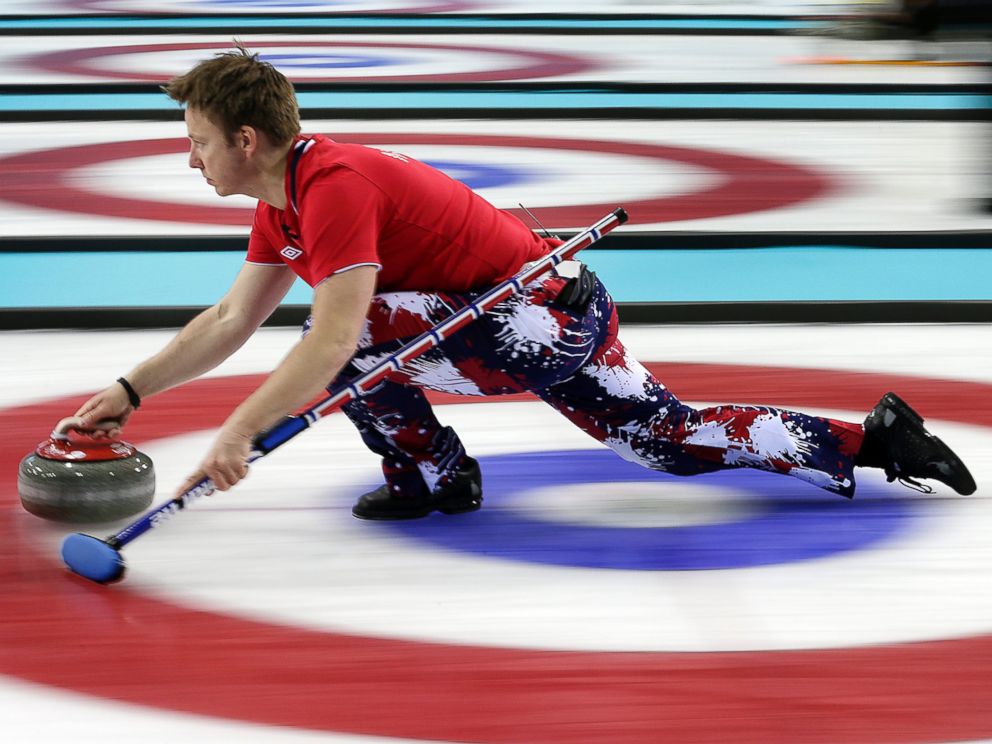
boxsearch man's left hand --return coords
[176,429,253,497]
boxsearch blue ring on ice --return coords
[422,160,535,190]
[210,1,330,8]
[378,449,920,571]
[259,53,402,69]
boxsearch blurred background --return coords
[1,2,991,743]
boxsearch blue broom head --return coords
[61,533,126,584]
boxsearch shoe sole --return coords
[932,436,977,495]
[352,497,482,521]
[438,499,483,515]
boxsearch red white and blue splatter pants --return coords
[318,269,865,499]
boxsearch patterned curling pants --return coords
[314,269,865,499]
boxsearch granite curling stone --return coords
[18,420,155,523]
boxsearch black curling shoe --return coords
[863,392,976,495]
[352,457,483,520]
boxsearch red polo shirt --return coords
[246,135,553,292]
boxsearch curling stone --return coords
[18,418,155,523]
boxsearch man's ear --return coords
[237,125,258,156]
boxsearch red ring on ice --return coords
[28,39,592,83]
[1,363,991,742]
[64,0,472,13]
[0,134,830,226]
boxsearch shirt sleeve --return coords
[245,206,284,266]
[299,167,386,283]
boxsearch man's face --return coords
[185,106,247,197]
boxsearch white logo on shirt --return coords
[280,246,303,260]
[379,149,409,163]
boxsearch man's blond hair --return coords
[163,43,300,146]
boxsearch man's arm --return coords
[178,265,377,492]
[74,262,296,433]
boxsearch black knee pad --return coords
[555,264,598,313]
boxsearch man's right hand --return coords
[72,382,135,438]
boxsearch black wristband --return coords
[116,377,141,409]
